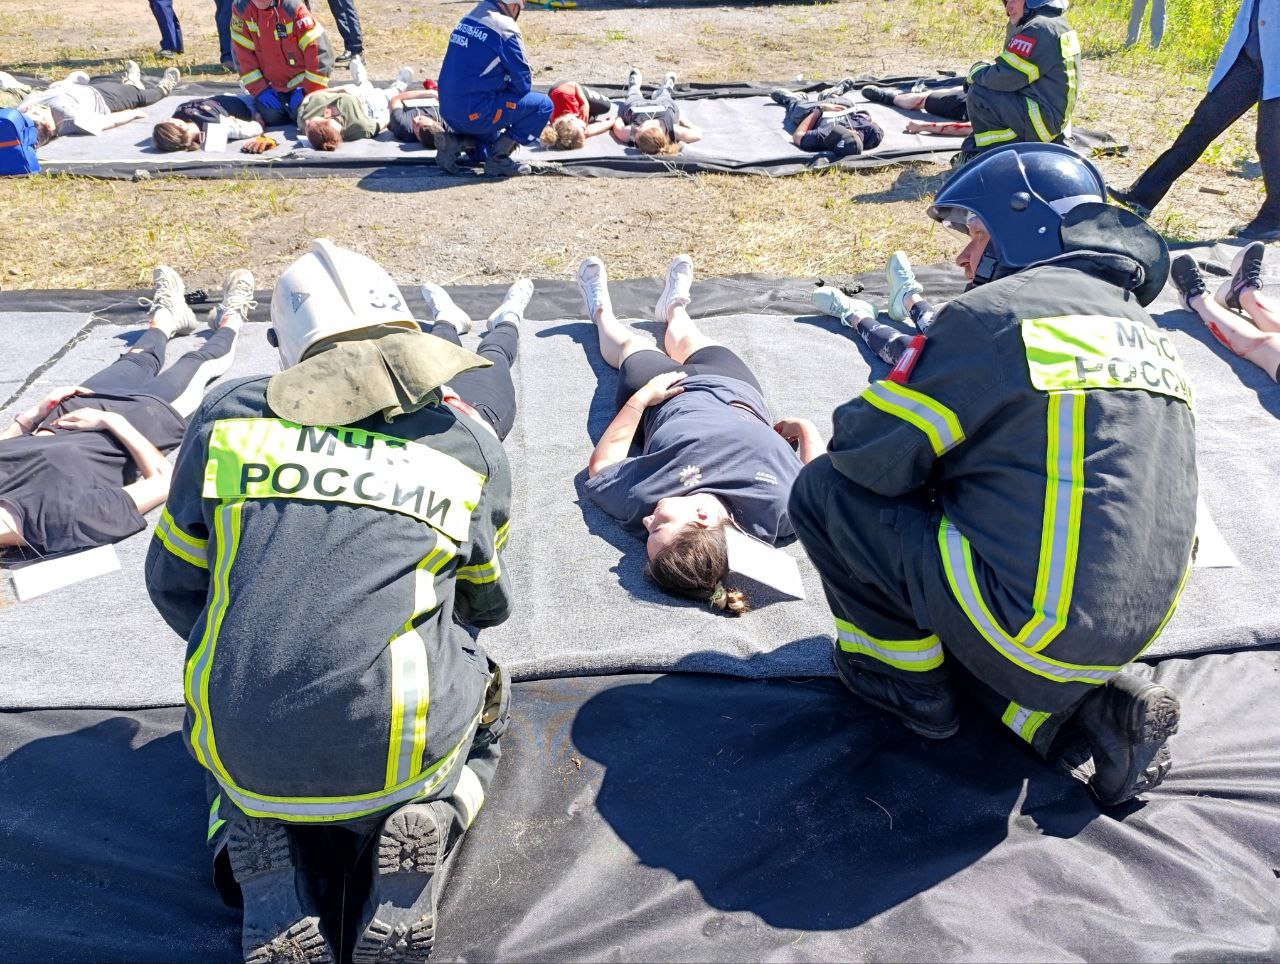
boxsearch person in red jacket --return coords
[230,0,333,127]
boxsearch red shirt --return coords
[548,82,588,122]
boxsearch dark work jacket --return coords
[969,7,1082,138]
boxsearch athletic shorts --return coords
[614,345,763,414]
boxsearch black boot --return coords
[833,650,959,739]
[226,815,333,964]
[1071,672,1180,807]
[1107,186,1153,220]
[432,131,468,175]
[484,134,531,177]
[1230,219,1280,243]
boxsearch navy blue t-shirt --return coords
[583,375,802,543]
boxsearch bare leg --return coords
[892,91,929,111]
[1190,292,1280,380]
[593,305,653,369]
[1240,288,1280,333]
[663,305,719,364]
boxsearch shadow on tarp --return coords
[572,646,1096,933]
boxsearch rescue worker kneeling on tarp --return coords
[145,239,514,963]
[789,143,1196,807]
[435,0,553,177]
[231,0,333,128]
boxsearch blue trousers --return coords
[148,0,184,53]
[215,0,233,62]
[326,0,364,54]
[444,91,553,147]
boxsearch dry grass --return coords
[0,0,1269,290]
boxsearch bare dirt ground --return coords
[0,0,1265,291]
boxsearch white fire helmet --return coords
[270,238,418,368]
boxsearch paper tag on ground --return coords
[203,120,230,152]
[1193,494,1238,569]
[724,526,805,600]
[4,544,121,602]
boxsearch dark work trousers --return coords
[89,78,167,112]
[325,0,364,54]
[148,0,184,53]
[215,0,234,63]
[961,85,1063,155]
[80,327,239,419]
[428,322,519,441]
[924,88,968,121]
[1127,50,1280,225]
[789,456,1081,757]
[209,662,511,910]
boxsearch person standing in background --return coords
[1125,0,1166,48]
[216,0,235,71]
[148,0,184,58]
[326,0,365,67]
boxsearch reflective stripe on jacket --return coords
[230,0,333,97]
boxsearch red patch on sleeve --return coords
[1007,34,1037,57]
[888,334,928,384]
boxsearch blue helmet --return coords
[927,142,1106,284]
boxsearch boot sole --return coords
[833,656,959,740]
[1094,685,1180,806]
[225,818,333,964]
[351,805,442,964]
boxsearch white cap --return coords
[270,238,417,368]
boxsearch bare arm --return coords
[587,372,686,477]
[773,418,825,466]
[3,385,86,438]
[791,108,820,145]
[585,111,616,138]
[610,115,630,144]
[101,109,148,131]
[675,121,702,144]
[54,410,173,512]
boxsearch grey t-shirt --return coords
[22,83,107,135]
[583,375,802,543]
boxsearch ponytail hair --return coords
[646,523,751,616]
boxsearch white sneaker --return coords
[209,268,257,328]
[159,66,181,94]
[122,60,144,90]
[63,70,91,86]
[886,250,923,323]
[578,257,613,322]
[420,282,472,334]
[139,265,198,334]
[349,54,369,87]
[394,66,414,91]
[655,254,693,323]
[812,286,874,327]
[488,278,534,330]
[662,72,677,89]
[626,68,642,89]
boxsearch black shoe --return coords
[225,815,333,964]
[1230,219,1280,242]
[769,87,792,106]
[351,802,446,964]
[484,134,531,177]
[1072,672,1180,807]
[1170,254,1208,310]
[832,650,959,739]
[860,84,895,106]
[1221,241,1267,310]
[333,50,361,66]
[220,57,236,73]
[1108,186,1153,220]
[432,131,467,175]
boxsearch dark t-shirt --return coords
[173,94,254,128]
[388,100,443,143]
[619,92,678,138]
[583,375,802,543]
[0,392,186,555]
[798,109,883,156]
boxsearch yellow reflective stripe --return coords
[1137,555,1194,657]
[1026,99,1055,142]
[207,795,226,841]
[494,520,510,552]
[385,629,430,790]
[286,74,306,90]
[1001,701,1051,743]
[938,517,1121,684]
[973,128,1017,147]
[1016,392,1086,652]
[1061,30,1080,121]
[457,557,501,585]
[404,535,457,634]
[231,31,255,51]
[834,617,944,672]
[302,71,329,87]
[240,69,264,86]
[1000,49,1041,82]
[967,61,988,83]
[244,20,260,33]
[861,380,964,457]
[213,711,479,822]
[450,764,485,829]
[155,507,209,569]
[298,26,323,50]
[184,499,245,780]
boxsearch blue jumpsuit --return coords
[438,0,552,149]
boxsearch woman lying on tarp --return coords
[539,79,617,150]
[19,62,180,145]
[576,253,824,614]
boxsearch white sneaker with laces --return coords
[209,269,258,328]
[886,250,924,323]
[394,66,414,91]
[159,66,181,94]
[420,282,472,334]
[122,60,144,90]
[662,72,677,88]
[578,257,613,322]
[812,287,874,327]
[63,70,91,86]
[488,278,534,330]
[349,54,369,86]
[139,265,198,334]
[655,254,694,323]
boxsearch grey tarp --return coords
[2,249,1277,710]
[27,75,1123,180]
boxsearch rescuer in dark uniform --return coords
[789,143,1196,807]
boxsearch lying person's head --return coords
[642,495,750,616]
[153,118,202,152]
[413,113,446,149]
[540,115,586,150]
[305,116,343,152]
[20,105,57,147]
[634,120,677,156]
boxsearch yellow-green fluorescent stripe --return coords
[861,381,964,457]
[494,520,511,552]
[835,618,944,672]
[974,128,1017,147]
[231,32,254,50]
[1000,49,1041,82]
[303,71,328,87]
[385,629,430,790]
[207,795,226,841]
[1026,99,1054,142]
[1061,31,1080,120]
[156,507,209,569]
[239,69,263,86]
[1001,701,1051,743]
[298,26,323,49]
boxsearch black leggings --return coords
[614,345,763,415]
[852,300,937,366]
[580,84,612,118]
[427,323,519,441]
[81,327,238,418]
[923,88,968,122]
[89,77,166,112]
